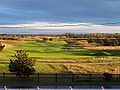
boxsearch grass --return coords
[0,40,116,60]
[0,64,9,72]
[0,40,120,73]
[64,63,120,74]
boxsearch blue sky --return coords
[0,0,120,24]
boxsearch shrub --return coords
[103,73,113,81]
[9,50,36,77]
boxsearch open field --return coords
[0,40,120,74]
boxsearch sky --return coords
[0,0,120,24]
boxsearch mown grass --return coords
[4,41,116,59]
[0,40,120,73]
[1,40,119,60]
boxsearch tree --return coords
[9,50,36,77]
[42,37,48,42]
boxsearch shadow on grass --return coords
[0,73,120,87]
[70,50,112,57]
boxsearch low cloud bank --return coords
[0,22,120,33]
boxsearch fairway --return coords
[0,40,114,60]
[0,40,120,73]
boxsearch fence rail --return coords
[0,73,120,87]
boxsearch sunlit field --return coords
[0,40,118,60]
[0,40,120,74]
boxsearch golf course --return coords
[0,40,120,74]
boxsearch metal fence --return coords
[0,73,120,87]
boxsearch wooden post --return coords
[72,73,74,83]
[3,72,5,86]
[38,73,40,84]
[118,74,120,79]
[55,73,57,82]
[89,74,92,81]
[55,73,58,88]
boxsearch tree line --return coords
[64,33,120,38]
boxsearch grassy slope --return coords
[0,40,120,73]
[0,40,117,60]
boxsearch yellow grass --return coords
[85,46,120,50]
[37,57,120,63]
[0,40,26,49]
[64,64,120,74]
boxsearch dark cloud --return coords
[0,0,120,23]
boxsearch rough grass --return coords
[0,40,26,49]
[0,64,9,73]
[34,62,120,74]
[1,62,120,74]
[34,63,70,73]
[64,63,120,74]
[85,46,120,50]
[37,57,120,63]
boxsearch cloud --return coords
[0,22,120,34]
[0,0,120,23]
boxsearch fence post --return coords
[38,73,39,84]
[3,72,5,86]
[89,74,92,81]
[55,73,58,88]
[72,73,74,83]
[55,73,57,82]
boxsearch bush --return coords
[103,73,113,81]
[9,50,36,77]
[42,38,48,42]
